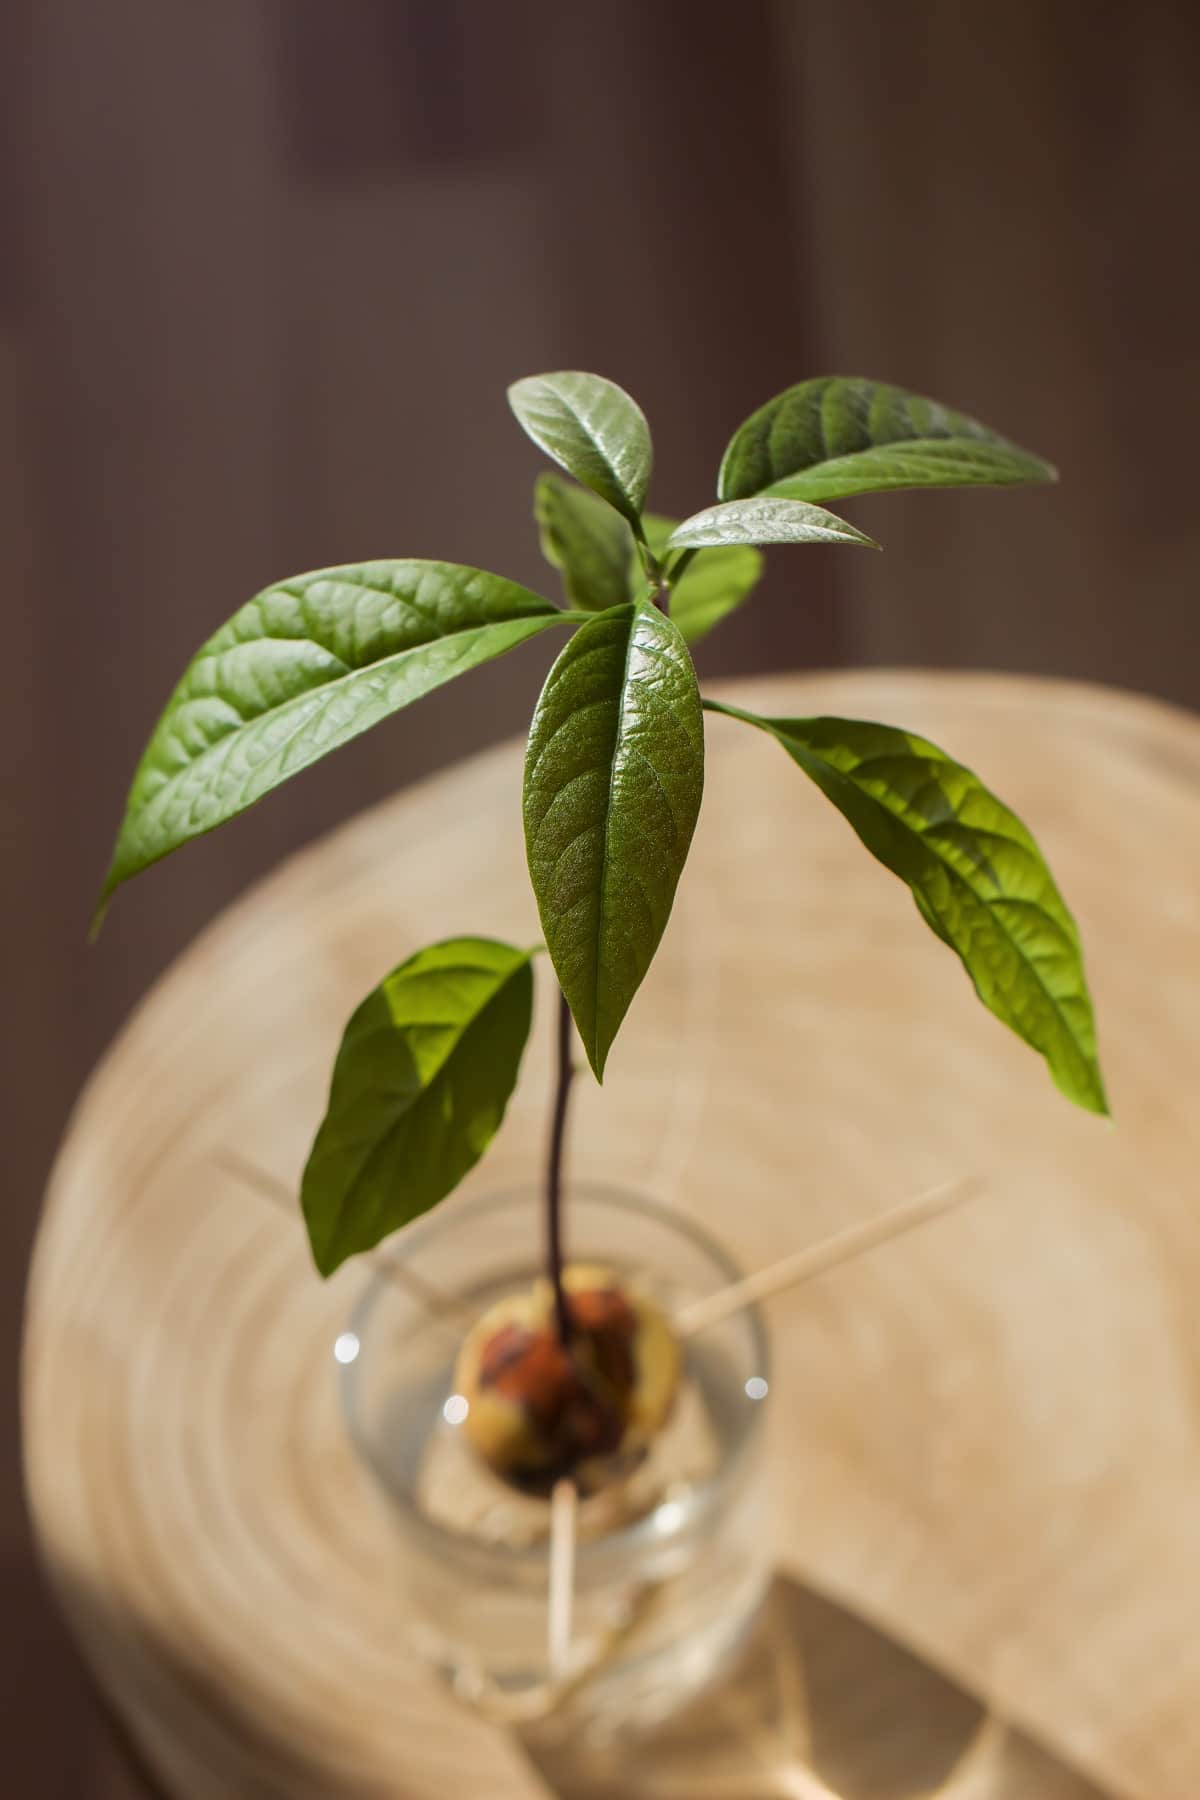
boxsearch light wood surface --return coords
[24,672,1200,1798]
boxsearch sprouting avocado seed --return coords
[452,1264,682,1496]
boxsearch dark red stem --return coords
[545,986,575,1345]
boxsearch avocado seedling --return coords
[96,371,1107,1498]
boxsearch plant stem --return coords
[545,986,575,1345]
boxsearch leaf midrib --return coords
[590,607,640,1068]
[791,735,1092,1068]
[129,612,567,840]
[816,436,969,466]
[775,436,1028,474]
[711,702,1095,1081]
[831,746,1081,948]
[534,387,622,502]
[562,393,612,475]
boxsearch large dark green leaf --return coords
[667,497,878,551]
[302,937,535,1275]
[643,514,763,649]
[706,701,1107,1115]
[524,601,704,1079]
[96,562,573,921]
[718,377,1056,503]
[508,371,652,532]
[535,473,632,612]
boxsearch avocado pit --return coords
[453,1264,682,1495]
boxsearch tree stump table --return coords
[24,673,1200,1798]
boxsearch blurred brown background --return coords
[4,1,1198,1792]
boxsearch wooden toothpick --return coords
[673,1176,980,1339]
[211,1147,472,1326]
[548,1478,578,1687]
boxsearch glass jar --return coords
[338,1183,771,1743]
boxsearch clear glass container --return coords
[339,1183,771,1742]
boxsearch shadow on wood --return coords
[528,1574,1113,1799]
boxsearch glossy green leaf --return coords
[535,473,632,612]
[667,497,878,552]
[302,938,535,1275]
[706,701,1107,1115]
[643,514,763,649]
[533,487,764,646]
[508,371,652,532]
[524,601,704,1080]
[718,376,1056,503]
[96,561,574,921]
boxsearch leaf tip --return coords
[1049,1048,1109,1120]
[832,514,881,551]
[585,1034,608,1085]
[301,1184,341,1279]
[88,884,114,943]
[309,1242,341,1280]
[1014,450,1058,487]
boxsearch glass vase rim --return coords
[340,1179,771,1575]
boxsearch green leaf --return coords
[302,937,535,1275]
[508,371,653,533]
[524,601,704,1080]
[718,376,1057,503]
[643,514,763,649]
[96,561,574,921]
[705,702,1107,1116]
[534,493,765,647]
[534,473,633,612]
[667,497,879,552]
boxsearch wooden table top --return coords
[24,671,1200,1799]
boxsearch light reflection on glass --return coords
[442,1393,469,1426]
[333,1331,360,1365]
[653,1499,686,1535]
